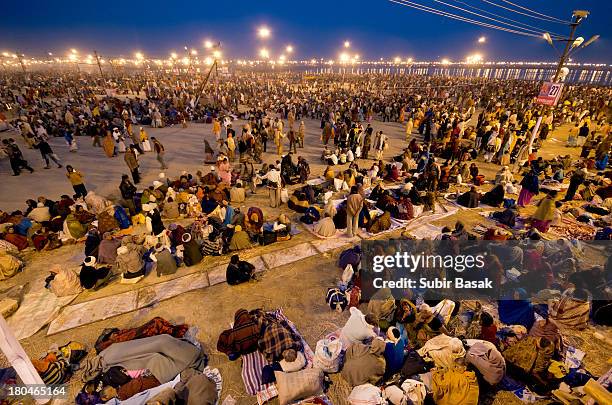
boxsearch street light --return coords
[213,50,222,58]
[259,48,270,59]
[394,56,402,64]
[441,58,451,64]
[191,49,198,55]
[286,45,293,53]
[344,41,350,48]
[478,36,486,43]
[204,40,213,49]
[135,52,144,60]
[258,26,271,39]
[339,52,350,63]
[170,52,177,59]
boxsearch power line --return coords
[479,0,570,25]
[389,0,546,38]
[448,0,565,37]
[432,0,564,38]
[498,0,570,24]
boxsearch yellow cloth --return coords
[431,368,479,405]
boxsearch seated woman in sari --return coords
[549,288,590,330]
[531,191,558,233]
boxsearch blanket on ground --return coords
[82,335,204,384]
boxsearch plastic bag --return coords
[313,338,343,373]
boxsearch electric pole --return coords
[17,53,26,73]
[553,10,589,82]
[94,50,105,79]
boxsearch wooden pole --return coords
[0,316,47,404]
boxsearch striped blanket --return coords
[241,308,314,404]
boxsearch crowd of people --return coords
[0,68,611,404]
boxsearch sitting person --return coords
[492,207,517,228]
[229,225,254,251]
[256,311,303,362]
[384,327,407,378]
[229,181,246,204]
[494,166,514,185]
[457,186,480,208]
[287,191,309,213]
[181,233,203,266]
[548,288,591,330]
[217,308,260,360]
[341,338,386,387]
[323,165,335,181]
[313,213,336,237]
[97,232,121,265]
[396,192,415,221]
[163,197,180,219]
[367,211,391,234]
[201,231,223,256]
[226,254,256,285]
[115,244,146,284]
[480,184,505,207]
[340,307,378,345]
[79,256,112,290]
[152,243,178,276]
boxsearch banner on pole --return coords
[536,82,563,106]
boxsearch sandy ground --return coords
[1,114,610,404]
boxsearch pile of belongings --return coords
[75,317,218,405]
[32,341,88,385]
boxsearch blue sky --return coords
[1,0,610,62]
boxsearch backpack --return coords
[326,288,348,312]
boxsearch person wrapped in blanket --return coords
[33,341,87,385]
[217,309,260,361]
[253,309,303,363]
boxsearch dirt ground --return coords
[1,113,611,404]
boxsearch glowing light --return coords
[212,50,222,58]
[286,45,293,53]
[1,52,9,57]
[259,48,270,59]
[170,52,177,59]
[465,54,483,64]
[191,49,198,55]
[70,48,78,54]
[354,54,360,60]
[48,52,53,56]
[394,56,402,64]
[135,52,144,60]
[258,26,271,38]
[478,36,486,43]
[407,57,413,63]
[181,57,189,65]
[204,57,213,65]
[441,58,451,64]
[344,41,350,48]
[204,40,213,49]
[339,52,350,63]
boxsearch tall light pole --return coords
[94,50,105,79]
[552,10,588,82]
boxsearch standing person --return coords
[66,165,87,198]
[35,137,62,169]
[517,169,539,207]
[274,125,284,156]
[2,139,34,176]
[260,166,282,208]
[124,146,140,184]
[240,157,257,194]
[119,174,138,215]
[151,137,168,169]
[298,120,305,148]
[226,133,236,162]
[405,118,414,142]
[346,185,363,238]
[288,129,298,154]
[374,131,387,161]
[212,117,222,144]
[140,127,151,152]
[362,125,372,159]
[577,122,589,147]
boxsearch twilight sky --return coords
[2,0,610,63]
